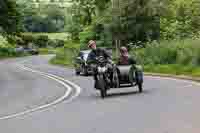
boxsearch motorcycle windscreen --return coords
[83,54,89,61]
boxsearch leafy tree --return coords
[17,1,67,33]
[0,0,21,34]
[160,0,200,40]
[111,0,160,46]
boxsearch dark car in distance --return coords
[23,47,39,55]
[74,50,92,76]
[15,46,39,55]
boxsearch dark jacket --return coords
[117,55,136,65]
[87,48,111,62]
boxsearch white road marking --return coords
[21,65,82,102]
[0,63,81,120]
[18,58,82,102]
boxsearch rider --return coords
[87,40,112,62]
[117,46,136,65]
[87,40,113,88]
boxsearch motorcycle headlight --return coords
[98,67,107,73]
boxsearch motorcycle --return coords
[95,56,111,98]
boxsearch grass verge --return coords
[144,64,200,77]
[49,41,80,68]
[39,48,57,55]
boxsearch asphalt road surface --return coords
[0,55,200,133]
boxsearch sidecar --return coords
[112,64,144,92]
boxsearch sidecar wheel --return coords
[112,70,120,88]
[135,71,143,93]
[138,83,143,93]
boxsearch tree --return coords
[0,0,21,34]
[160,0,200,40]
[71,0,96,25]
[111,0,160,46]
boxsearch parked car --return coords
[74,50,92,76]
[15,46,24,53]
[23,47,39,55]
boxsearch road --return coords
[0,55,200,133]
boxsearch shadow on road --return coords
[88,89,152,100]
[105,90,149,98]
[118,84,135,88]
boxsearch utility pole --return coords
[111,0,121,58]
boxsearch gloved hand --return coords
[108,59,114,64]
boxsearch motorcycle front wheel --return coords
[98,74,107,98]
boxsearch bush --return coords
[79,24,112,50]
[50,41,80,67]
[135,39,200,67]
[35,35,49,48]
[38,48,56,55]
[47,39,65,48]
[79,26,96,50]
[55,39,65,48]
[0,45,25,58]
[21,34,35,45]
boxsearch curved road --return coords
[0,55,200,133]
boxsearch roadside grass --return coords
[144,64,200,77]
[50,49,73,67]
[39,48,57,55]
[0,46,29,59]
[131,39,200,77]
[22,33,70,40]
[49,41,80,67]
[133,39,200,66]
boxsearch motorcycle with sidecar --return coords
[95,56,144,98]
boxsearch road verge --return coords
[145,72,200,82]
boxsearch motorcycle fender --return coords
[135,65,143,71]
[96,74,105,90]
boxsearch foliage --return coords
[0,0,21,34]
[134,39,200,67]
[35,35,49,48]
[49,39,65,48]
[0,45,26,58]
[65,22,82,41]
[67,0,111,42]
[71,0,96,26]
[38,48,56,55]
[50,41,80,67]
[22,33,70,40]
[111,0,160,45]
[160,0,200,40]
[144,64,200,77]
[18,33,67,48]
[79,25,96,49]
[18,2,67,33]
